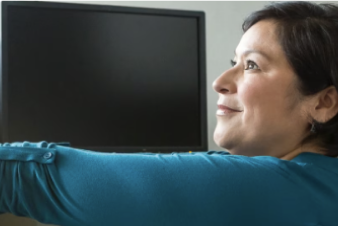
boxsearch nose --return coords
[212,69,238,94]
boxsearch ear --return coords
[311,86,338,123]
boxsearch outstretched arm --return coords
[0,141,277,225]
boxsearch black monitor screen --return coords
[2,2,207,152]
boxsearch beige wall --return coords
[0,213,55,225]
[0,0,338,226]
[0,213,38,226]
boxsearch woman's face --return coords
[213,20,310,158]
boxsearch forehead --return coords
[236,20,284,59]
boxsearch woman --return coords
[1,1,338,225]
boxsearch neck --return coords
[279,143,327,161]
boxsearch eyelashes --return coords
[230,59,260,70]
[230,59,236,67]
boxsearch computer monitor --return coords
[1,1,207,153]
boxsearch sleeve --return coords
[0,141,281,225]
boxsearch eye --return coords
[245,60,259,70]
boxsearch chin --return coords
[214,131,234,152]
[213,134,251,156]
[214,124,250,156]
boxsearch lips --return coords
[217,105,241,112]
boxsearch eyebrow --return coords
[234,49,272,61]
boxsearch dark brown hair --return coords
[243,1,338,157]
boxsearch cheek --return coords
[238,79,288,127]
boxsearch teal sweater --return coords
[1,141,338,225]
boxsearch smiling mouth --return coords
[217,105,241,112]
[217,105,242,115]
